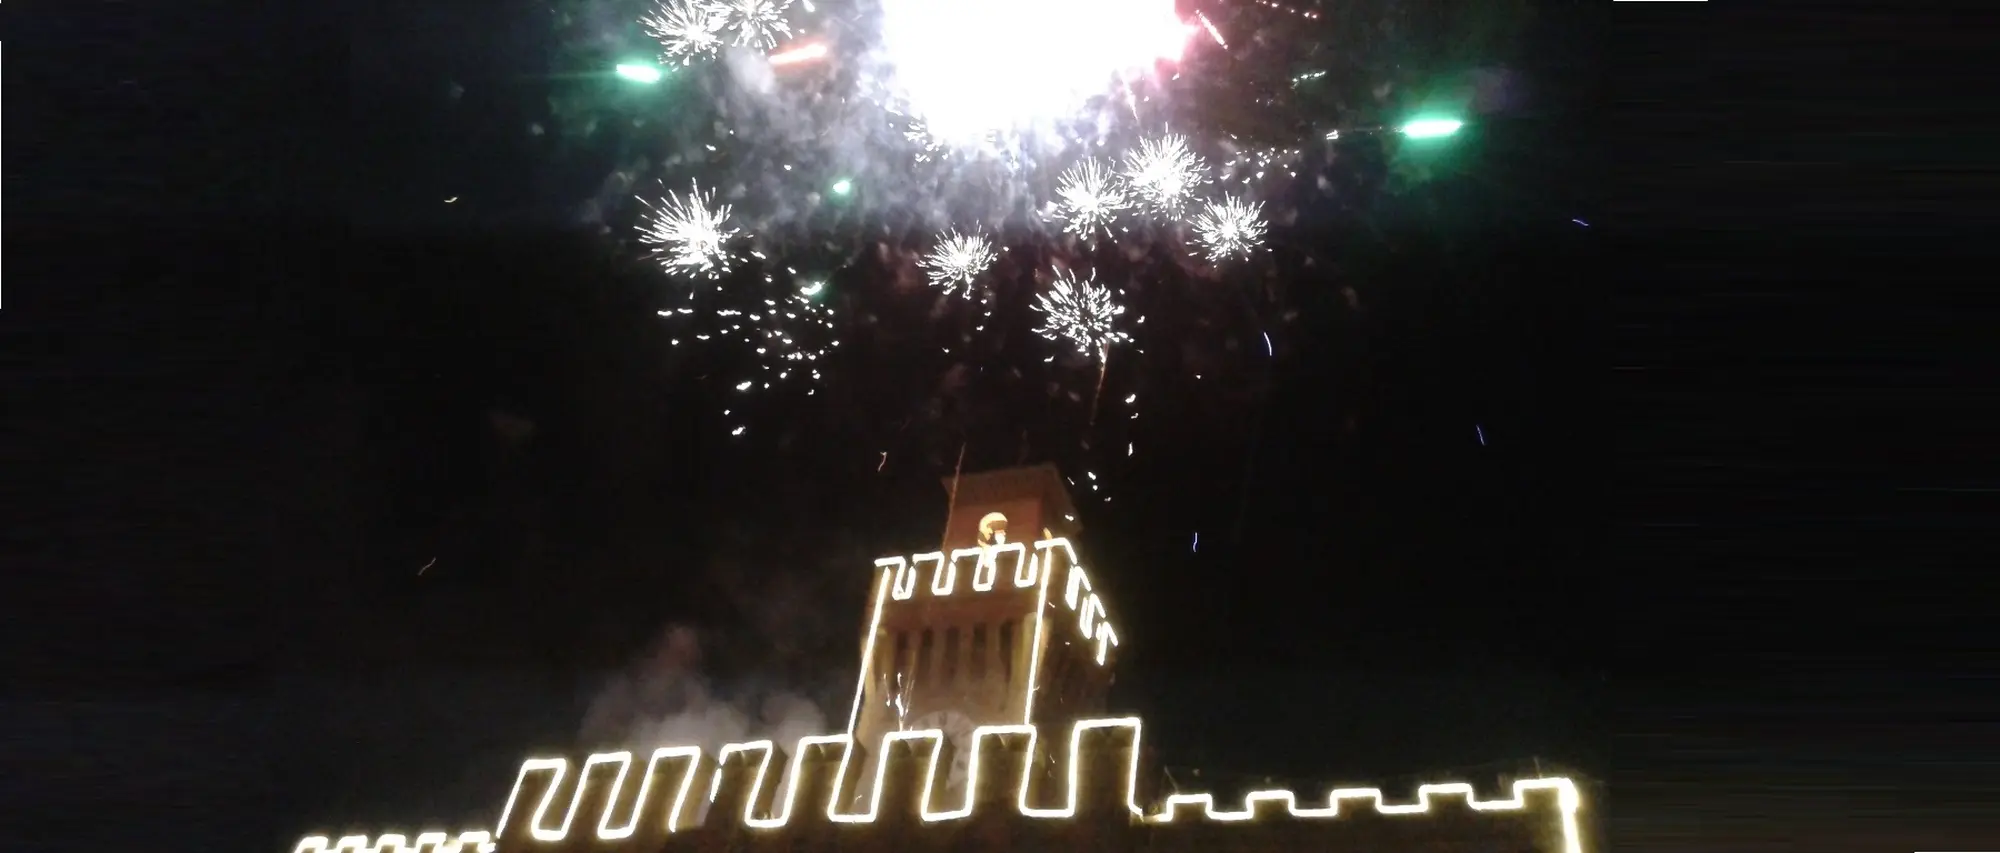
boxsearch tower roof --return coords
[939,463,1081,534]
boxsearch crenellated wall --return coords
[295,718,1582,853]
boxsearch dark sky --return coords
[5,2,1992,853]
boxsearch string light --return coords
[304,551,1583,853]
[292,831,492,853]
[845,569,893,735]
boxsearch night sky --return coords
[5,2,1992,853]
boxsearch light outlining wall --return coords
[880,540,1128,692]
[292,831,493,853]
[844,568,893,735]
[294,531,1585,853]
[450,717,1581,853]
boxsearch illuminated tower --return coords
[847,463,1121,797]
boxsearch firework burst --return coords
[1190,196,1267,261]
[1051,159,1130,237]
[1032,269,1129,360]
[642,0,726,63]
[639,181,738,279]
[1122,134,1206,218]
[919,230,999,296]
[717,0,794,49]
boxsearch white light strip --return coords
[1064,560,1091,610]
[494,758,567,841]
[1094,622,1119,665]
[494,748,710,845]
[846,567,893,736]
[304,724,1581,853]
[1150,778,1583,853]
[1018,717,1146,818]
[292,831,491,853]
[881,556,915,600]
[1012,541,1039,587]
[600,747,704,838]
[826,729,948,822]
[715,734,853,828]
[1022,553,1055,724]
[917,551,949,595]
[956,547,990,591]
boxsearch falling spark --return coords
[1052,159,1129,237]
[642,0,727,63]
[638,180,737,278]
[417,557,436,576]
[1195,11,1227,48]
[1032,269,1128,360]
[1123,133,1205,217]
[1191,196,1266,261]
[919,230,998,296]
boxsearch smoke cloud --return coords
[580,624,832,820]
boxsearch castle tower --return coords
[847,463,1121,797]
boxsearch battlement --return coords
[294,718,1581,853]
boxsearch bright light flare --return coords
[1032,270,1129,359]
[1401,118,1464,138]
[1052,159,1129,237]
[1123,134,1205,217]
[615,63,666,83]
[1190,196,1266,262]
[768,41,828,67]
[877,0,1194,142]
[641,0,725,63]
[920,231,999,296]
[638,181,738,278]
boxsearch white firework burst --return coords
[1122,134,1206,218]
[638,181,738,278]
[717,0,794,49]
[920,230,998,296]
[1052,159,1129,237]
[1190,196,1267,262]
[641,0,726,63]
[1032,270,1129,359]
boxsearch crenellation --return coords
[298,466,1588,853]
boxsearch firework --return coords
[1190,196,1267,261]
[642,0,726,63]
[1032,269,1129,359]
[920,231,999,296]
[717,0,794,50]
[1123,134,1205,217]
[876,0,1193,143]
[639,181,738,278]
[1051,159,1129,237]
